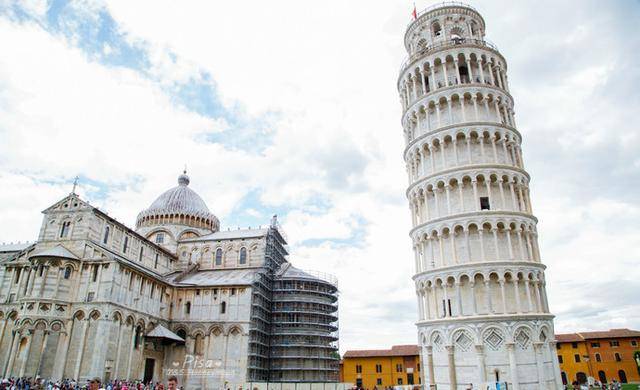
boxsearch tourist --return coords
[166,376,178,390]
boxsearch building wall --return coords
[558,337,640,384]
[342,355,421,388]
[0,192,337,385]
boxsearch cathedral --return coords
[0,172,339,388]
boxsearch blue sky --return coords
[0,0,639,353]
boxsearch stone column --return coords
[25,268,36,296]
[478,229,486,261]
[472,96,479,120]
[424,288,431,319]
[506,342,519,390]
[514,278,522,313]
[470,282,478,315]
[421,69,428,93]
[36,330,50,377]
[90,318,108,378]
[446,345,457,389]
[53,319,75,380]
[114,320,126,378]
[426,346,435,387]
[460,97,467,121]
[39,265,50,297]
[506,229,515,259]
[3,330,20,377]
[479,59,486,84]
[492,228,501,260]
[524,280,533,312]
[465,229,472,262]
[74,319,90,380]
[0,319,8,357]
[499,279,507,314]
[442,61,449,86]
[18,330,33,377]
[484,280,493,314]
[455,282,463,316]
[533,343,545,387]
[95,264,103,300]
[53,267,63,298]
[475,345,487,384]
[126,324,136,380]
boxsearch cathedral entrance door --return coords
[143,358,155,383]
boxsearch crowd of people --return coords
[0,375,181,390]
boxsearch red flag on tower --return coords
[412,3,417,20]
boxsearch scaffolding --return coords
[247,222,339,383]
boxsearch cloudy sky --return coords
[1,0,639,352]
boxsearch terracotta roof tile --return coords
[556,329,640,343]
[344,345,419,358]
[555,333,583,343]
[578,328,640,339]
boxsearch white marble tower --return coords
[398,3,561,389]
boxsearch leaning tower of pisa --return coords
[398,4,562,389]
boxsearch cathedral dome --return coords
[136,171,220,232]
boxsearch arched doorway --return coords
[561,371,568,385]
[618,370,627,383]
[598,370,607,384]
[576,372,587,384]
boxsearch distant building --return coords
[0,172,339,387]
[556,328,640,386]
[341,345,421,388]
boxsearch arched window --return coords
[64,266,72,279]
[176,329,187,341]
[60,221,71,238]
[220,301,226,314]
[450,26,464,42]
[195,334,203,355]
[215,248,223,266]
[618,370,627,383]
[598,370,607,384]
[103,226,110,244]
[134,326,142,349]
[185,301,191,315]
[595,353,601,362]
[470,21,478,37]
[432,21,442,37]
[239,247,247,265]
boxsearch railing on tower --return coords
[407,2,481,28]
[400,37,499,73]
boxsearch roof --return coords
[136,172,218,225]
[182,228,269,242]
[146,324,184,342]
[555,333,583,343]
[30,245,79,260]
[556,329,640,342]
[343,345,420,358]
[0,243,33,253]
[168,268,258,286]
